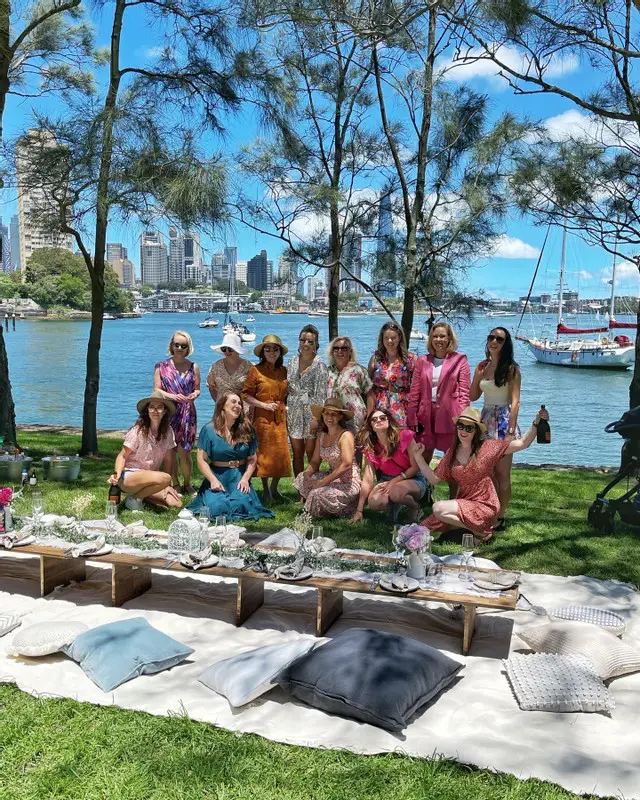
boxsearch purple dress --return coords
[155,358,197,450]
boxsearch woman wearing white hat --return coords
[207,332,252,406]
[410,405,549,541]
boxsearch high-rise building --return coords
[140,230,168,287]
[16,129,74,270]
[224,246,237,274]
[236,260,248,285]
[106,243,133,288]
[267,259,274,290]
[277,252,299,295]
[375,192,396,298]
[0,218,10,273]
[107,242,128,262]
[341,233,362,293]
[247,249,268,290]
[168,227,202,285]
[211,250,230,284]
[9,216,20,272]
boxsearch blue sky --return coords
[3,4,638,302]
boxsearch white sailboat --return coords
[198,317,219,329]
[220,268,256,343]
[517,229,635,370]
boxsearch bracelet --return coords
[532,419,539,427]
[400,471,407,480]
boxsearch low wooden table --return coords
[1,545,518,655]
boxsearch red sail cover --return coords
[556,322,608,334]
[609,320,638,330]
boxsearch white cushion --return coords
[199,639,319,707]
[550,606,626,635]
[0,614,21,638]
[9,621,89,657]
[504,653,615,713]
[518,620,640,680]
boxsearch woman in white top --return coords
[469,327,521,528]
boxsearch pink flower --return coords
[0,487,13,507]
[397,524,431,552]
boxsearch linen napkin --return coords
[67,535,111,558]
[180,546,219,571]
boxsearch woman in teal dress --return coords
[188,391,274,521]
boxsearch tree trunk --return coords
[630,303,640,409]
[328,199,340,340]
[0,326,16,448]
[401,227,417,344]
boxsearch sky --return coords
[3,3,639,302]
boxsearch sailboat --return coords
[220,267,256,343]
[517,229,635,369]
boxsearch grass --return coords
[1,430,636,800]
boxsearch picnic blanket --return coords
[0,550,638,799]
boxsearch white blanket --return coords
[0,551,639,799]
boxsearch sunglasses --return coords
[333,345,350,352]
[487,334,505,344]
[299,337,315,344]
[263,345,280,352]
[456,422,476,433]
[220,347,234,354]
[370,414,387,423]
[172,342,188,350]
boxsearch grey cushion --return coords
[278,627,463,732]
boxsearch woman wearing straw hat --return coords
[242,334,291,503]
[108,391,182,510]
[294,397,361,518]
[410,405,549,541]
[206,332,253,418]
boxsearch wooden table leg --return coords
[112,563,152,607]
[236,576,265,626]
[462,604,477,656]
[40,556,86,596]
[316,587,343,636]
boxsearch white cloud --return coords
[544,109,639,148]
[438,45,578,89]
[491,235,540,259]
[578,270,593,280]
[600,261,640,284]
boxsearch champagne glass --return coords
[311,525,323,541]
[32,491,43,527]
[105,501,117,535]
[391,526,402,560]
[195,509,210,548]
[215,515,227,555]
[459,533,475,582]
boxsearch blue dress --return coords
[188,423,274,521]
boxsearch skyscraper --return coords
[375,192,396,298]
[140,230,168,287]
[341,233,362,293]
[236,260,248,285]
[247,250,268,290]
[168,227,202,284]
[107,242,128,262]
[0,218,10,273]
[9,216,20,272]
[211,250,230,284]
[16,129,74,270]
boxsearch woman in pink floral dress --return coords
[326,335,371,434]
[367,321,416,428]
[294,398,361,518]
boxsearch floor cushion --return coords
[9,621,88,657]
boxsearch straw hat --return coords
[310,396,354,420]
[254,333,288,358]
[136,390,176,417]
[210,332,247,355]
[453,406,486,435]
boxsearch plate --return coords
[179,554,219,571]
[275,566,313,581]
[73,544,114,558]
[474,571,519,591]
[380,576,420,594]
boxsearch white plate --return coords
[74,544,114,558]
[179,554,219,571]
[275,566,313,581]
[474,571,519,591]
[380,576,420,594]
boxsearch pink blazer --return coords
[406,351,470,438]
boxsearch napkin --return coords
[277,552,306,579]
[305,536,336,554]
[180,546,218,571]
[68,535,108,558]
[0,529,33,549]
[391,573,410,591]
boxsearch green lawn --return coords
[1,431,636,800]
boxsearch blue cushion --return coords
[278,627,463,732]
[63,617,193,692]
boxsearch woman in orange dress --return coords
[242,334,291,503]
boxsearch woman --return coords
[351,408,428,524]
[469,327,521,527]
[407,322,470,494]
[207,332,253,418]
[294,397,361,518]
[410,406,549,542]
[108,391,181,510]
[287,324,328,476]
[367,321,417,428]
[154,330,200,494]
[242,334,291,504]
[188,392,273,522]
[326,335,371,433]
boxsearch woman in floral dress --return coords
[367,321,417,428]
[410,406,548,542]
[287,324,328,476]
[326,335,371,434]
[294,398,361,518]
[207,332,253,419]
[154,330,200,494]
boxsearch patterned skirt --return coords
[480,405,521,440]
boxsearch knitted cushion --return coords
[9,621,88,656]
[550,606,626,635]
[0,614,21,638]
[504,653,615,713]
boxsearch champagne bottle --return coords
[536,405,551,444]
[109,478,121,504]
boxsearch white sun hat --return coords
[210,332,247,355]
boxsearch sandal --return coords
[494,517,506,532]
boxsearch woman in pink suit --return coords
[407,322,469,494]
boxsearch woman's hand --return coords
[237,477,251,494]
[350,509,364,524]
[535,406,550,424]
[174,393,188,403]
[210,477,225,492]
[186,392,198,402]
[264,401,278,412]
[409,440,425,457]
[107,472,119,485]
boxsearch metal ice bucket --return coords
[42,456,81,482]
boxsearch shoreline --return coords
[15,424,618,471]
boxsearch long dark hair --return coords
[453,424,484,461]
[299,324,319,352]
[486,327,518,387]
[356,407,401,457]
[134,405,171,439]
[375,321,409,363]
[213,391,253,444]
[258,347,284,370]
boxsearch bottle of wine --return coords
[536,405,551,444]
[109,478,121,504]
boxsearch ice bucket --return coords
[0,456,33,483]
[42,456,81,482]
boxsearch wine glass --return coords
[31,491,43,527]
[215,515,227,555]
[105,501,118,535]
[459,533,475,582]
[195,509,210,548]
[311,525,323,541]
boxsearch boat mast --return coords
[557,226,567,341]
[609,249,617,323]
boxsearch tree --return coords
[448,0,640,406]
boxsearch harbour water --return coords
[4,311,635,467]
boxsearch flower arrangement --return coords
[70,493,94,520]
[396,523,431,553]
[293,511,313,539]
[0,488,13,508]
